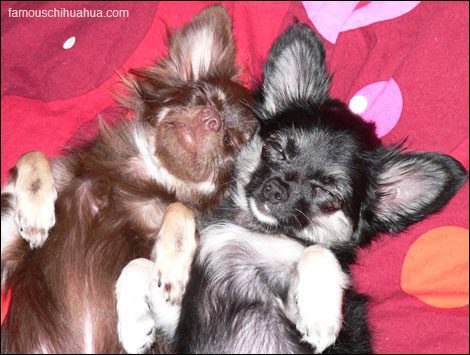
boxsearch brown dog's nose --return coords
[199,108,221,132]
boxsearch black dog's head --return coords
[234,24,467,246]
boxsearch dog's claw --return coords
[152,203,198,306]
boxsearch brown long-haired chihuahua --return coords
[1,5,258,353]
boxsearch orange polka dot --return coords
[401,226,469,308]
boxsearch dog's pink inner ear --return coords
[374,155,447,226]
[167,5,237,81]
[379,174,432,211]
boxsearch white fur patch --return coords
[1,185,19,290]
[76,180,98,217]
[285,245,349,353]
[116,258,180,354]
[116,258,158,354]
[126,199,166,231]
[248,198,278,226]
[83,309,94,354]
[38,343,52,354]
[149,278,181,338]
[298,210,353,246]
[199,223,304,265]
[50,157,74,192]
[190,27,214,80]
[1,181,18,252]
[133,127,161,182]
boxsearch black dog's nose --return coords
[262,178,289,204]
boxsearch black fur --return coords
[174,24,468,353]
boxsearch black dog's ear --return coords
[371,148,467,233]
[260,24,330,115]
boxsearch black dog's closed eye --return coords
[263,139,287,161]
[310,182,344,212]
[311,183,331,196]
[270,141,284,155]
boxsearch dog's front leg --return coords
[2,151,57,290]
[151,202,198,305]
[116,203,198,353]
[285,245,349,353]
[2,151,57,249]
[116,258,163,354]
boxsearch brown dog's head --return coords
[120,5,258,206]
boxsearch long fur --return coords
[173,24,468,353]
[0,5,258,353]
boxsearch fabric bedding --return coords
[1,1,468,353]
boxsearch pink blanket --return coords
[1,1,468,353]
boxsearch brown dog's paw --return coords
[152,203,198,305]
[14,151,57,248]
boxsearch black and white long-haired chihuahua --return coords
[170,24,468,353]
[117,24,467,354]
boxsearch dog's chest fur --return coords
[3,121,203,353]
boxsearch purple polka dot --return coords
[349,79,403,137]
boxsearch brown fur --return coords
[152,202,198,305]
[1,5,258,353]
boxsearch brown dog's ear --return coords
[164,4,238,81]
[115,5,238,114]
